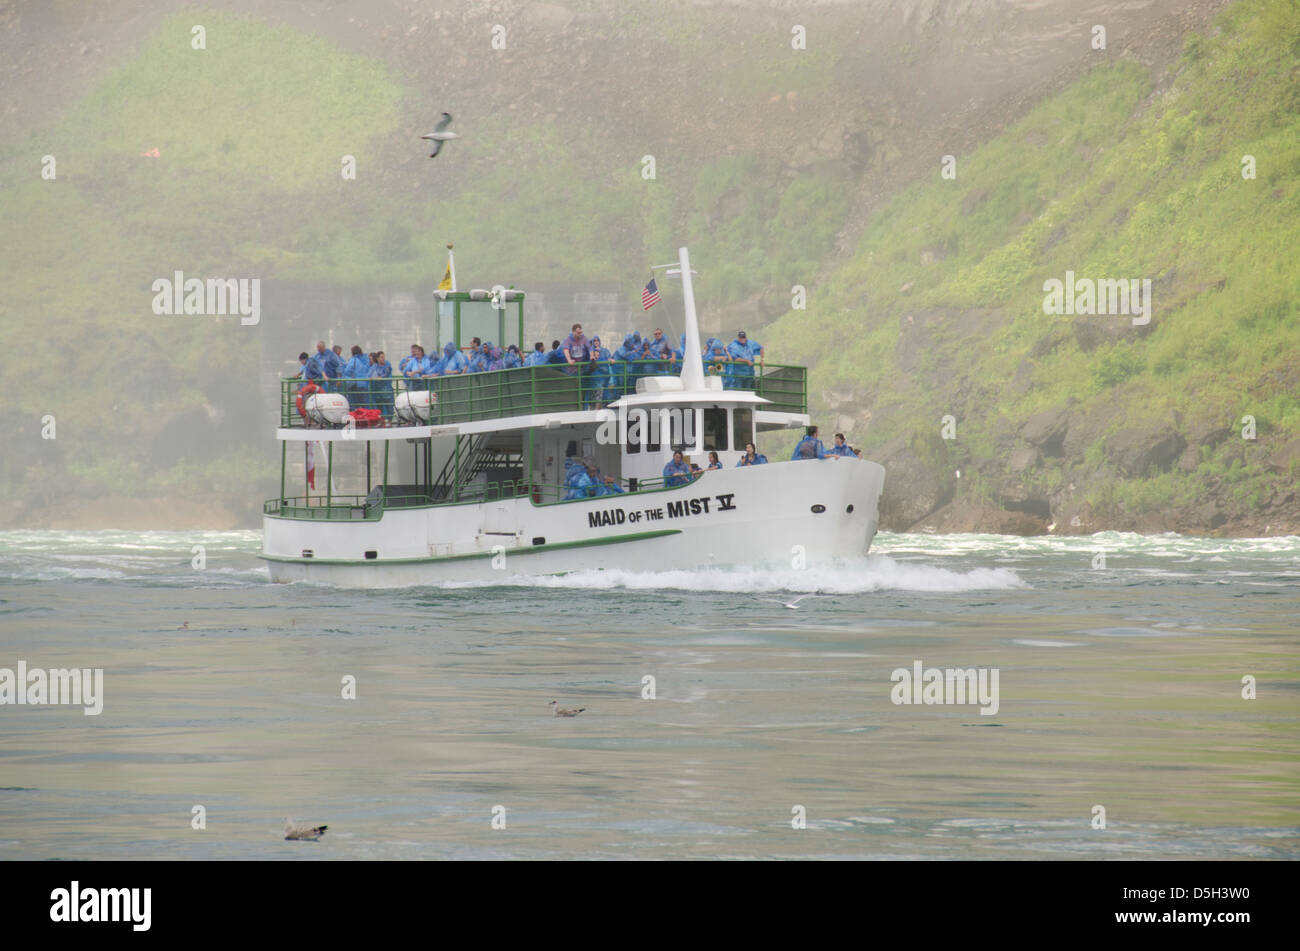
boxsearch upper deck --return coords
[281,359,807,430]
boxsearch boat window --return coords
[438,299,456,346]
[458,300,501,349]
[702,407,728,452]
[626,409,643,453]
[733,407,753,450]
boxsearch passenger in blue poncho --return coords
[399,344,424,379]
[791,425,834,461]
[311,340,344,391]
[467,340,492,373]
[827,433,854,457]
[368,351,394,418]
[342,346,370,405]
[703,338,730,380]
[433,341,468,376]
[736,442,768,466]
[727,331,763,391]
[546,340,566,365]
[524,342,548,367]
[647,328,673,373]
[563,456,594,500]
[297,352,324,385]
[594,473,625,496]
[672,333,686,374]
[585,336,614,409]
[613,334,640,396]
[503,345,523,369]
[420,347,441,377]
[400,345,426,380]
[662,449,691,487]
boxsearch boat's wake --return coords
[446,554,1026,594]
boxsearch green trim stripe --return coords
[258,528,681,566]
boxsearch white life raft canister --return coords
[303,392,351,426]
[394,390,436,424]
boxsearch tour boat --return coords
[260,247,885,585]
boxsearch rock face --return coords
[913,502,1049,535]
[1268,436,1300,474]
[1020,409,1068,456]
[1105,426,1186,477]
[876,437,955,530]
[1007,447,1039,473]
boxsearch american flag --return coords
[641,277,661,310]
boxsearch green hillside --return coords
[768,0,1300,531]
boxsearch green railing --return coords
[281,360,807,428]
[263,471,711,520]
[264,495,382,521]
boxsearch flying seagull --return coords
[763,594,819,610]
[284,817,327,841]
[550,700,586,717]
[421,112,458,158]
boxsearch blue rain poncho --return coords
[434,342,468,375]
[503,348,523,369]
[727,337,762,390]
[613,334,640,395]
[791,435,827,460]
[703,338,729,378]
[585,340,613,407]
[467,343,491,373]
[367,360,394,415]
[595,477,625,496]
[662,458,691,487]
[563,457,593,500]
[342,353,371,406]
[736,451,768,466]
[312,348,344,391]
[524,349,547,367]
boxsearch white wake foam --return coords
[471,554,1027,594]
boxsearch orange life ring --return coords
[296,382,321,417]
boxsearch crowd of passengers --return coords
[293,330,862,499]
[293,324,770,415]
[560,426,863,500]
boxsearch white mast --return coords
[676,247,705,391]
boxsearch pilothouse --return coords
[260,247,885,585]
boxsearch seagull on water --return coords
[284,817,328,841]
[421,112,459,158]
[763,594,819,610]
[550,700,586,717]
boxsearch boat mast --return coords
[676,247,706,391]
[653,246,705,391]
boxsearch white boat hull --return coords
[261,459,884,587]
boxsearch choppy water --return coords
[0,529,1297,860]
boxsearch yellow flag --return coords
[437,260,452,291]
